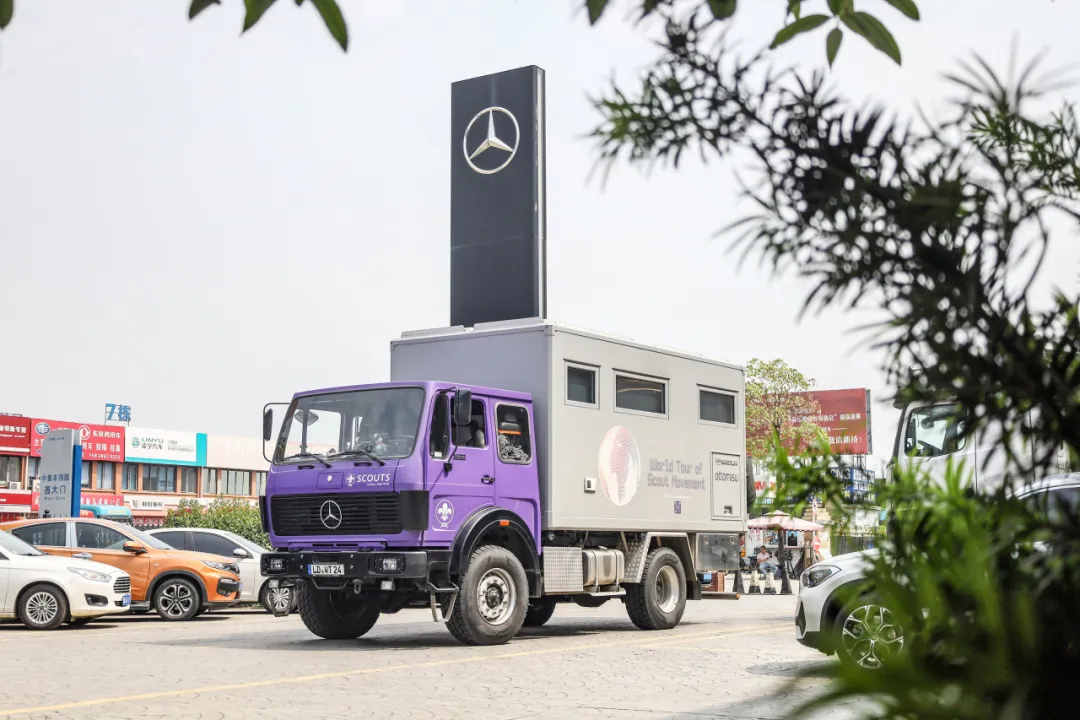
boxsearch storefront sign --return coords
[124,494,183,511]
[104,403,132,423]
[30,419,124,462]
[0,415,31,455]
[125,427,207,466]
[38,429,81,518]
[0,489,33,512]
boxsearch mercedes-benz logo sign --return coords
[319,500,343,530]
[463,106,520,175]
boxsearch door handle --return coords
[73,552,92,560]
[481,475,495,484]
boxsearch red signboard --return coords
[30,420,125,462]
[791,389,871,456]
[0,490,32,507]
[0,415,31,455]
[80,493,124,507]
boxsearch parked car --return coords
[147,527,296,614]
[0,518,243,621]
[795,474,1080,669]
[0,528,132,630]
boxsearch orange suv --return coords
[0,518,243,621]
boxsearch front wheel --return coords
[260,581,296,615]
[296,582,379,639]
[625,547,687,630]
[153,577,201,621]
[833,599,904,670]
[447,545,528,645]
[18,584,68,631]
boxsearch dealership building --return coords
[0,414,268,528]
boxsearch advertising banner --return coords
[125,427,207,466]
[0,489,33,513]
[790,389,872,455]
[0,415,31,455]
[38,428,81,518]
[30,419,124,462]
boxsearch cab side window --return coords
[496,405,532,464]
[76,523,129,550]
[12,522,67,547]
[452,398,487,449]
[430,395,450,459]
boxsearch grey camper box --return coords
[390,319,747,535]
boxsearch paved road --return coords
[0,595,849,720]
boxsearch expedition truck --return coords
[258,319,748,646]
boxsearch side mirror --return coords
[233,548,250,559]
[122,541,146,555]
[454,389,472,426]
[263,408,274,442]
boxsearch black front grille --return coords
[113,576,131,594]
[270,493,402,536]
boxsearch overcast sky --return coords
[2,0,1078,467]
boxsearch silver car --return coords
[148,528,295,615]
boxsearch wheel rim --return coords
[159,583,196,618]
[655,565,680,614]
[841,604,904,669]
[26,591,59,626]
[269,587,292,613]
[476,568,516,626]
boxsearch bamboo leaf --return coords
[883,0,920,20]
[310,0,348,51]
[243,0,278,33]
[769,14,830,50]
[826,27,843,67]
[0,0,13,30]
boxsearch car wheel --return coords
[18,584,68,631]
[260,581,294,615]
[625,547,687,631]
[833,598,904,669]
[153,577,201,621]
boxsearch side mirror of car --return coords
[122,541,146,555]
[233,548,250,559]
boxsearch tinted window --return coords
[12,522,67,547]
[153,531,188,550]
[615,374,666,415]
[76,523,131,550]
[567,365,597,406]
[496,404,532,464]
[700,389,736,424]
[191,532,241,558]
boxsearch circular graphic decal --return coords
[597,426,641,506]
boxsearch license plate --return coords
[308,563,345,577]
[121,594,131,607]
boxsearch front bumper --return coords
[68,581,131,619]
[261,549,451,588]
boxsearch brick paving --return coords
[0,595,859,719]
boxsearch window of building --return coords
[121,463,139,491]
[256,472,267,496]
[191,532,242,558]
[26,457,39,482]
[81,460,92,488]
[566,363,598,408]
[495,404,532,464]
[222,470,250,496]
[614,372,667,416]
[76,522,129,550]
[699,388,737,425]
[0,456,20,487]
[202,468,218,495]
[142,465,176,493]
[98,462,116,491]
[11,522,66,548]
[180,467,197,494]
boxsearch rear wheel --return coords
[153,577,201,621]
[17,584,68,631]
[296,582,379,639]
[625,547,687,631]
[522,598,557,628]
[447,545,528,645]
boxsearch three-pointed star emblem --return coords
[462,106,520,175]
[319,500,343,530]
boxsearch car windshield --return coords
[223,531,265,554]
[274,387,426,463]
[1023,485,1080,523]
[0,529,44,556]
[123,525,173,550]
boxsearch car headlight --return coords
[801,564,840,589]
[68,567,111,583]
[203,560,239,574]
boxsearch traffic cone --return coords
[763,569,777,594]
[748,567,761,594]
[733,565,745,594]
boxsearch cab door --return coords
[73,522,152,602]
[424,391,496,543]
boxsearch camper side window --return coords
[614,372,667,417]
[496,404,532,464]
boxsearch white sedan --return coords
[0,528,132,630]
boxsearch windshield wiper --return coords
[280,451,332,468]
[325,449,386,467]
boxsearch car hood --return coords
[829,548,880,571]
[24,552,125,577]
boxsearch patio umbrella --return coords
[747,510,823,532]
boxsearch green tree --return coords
[745,358,825,460]
[164,497,269,548]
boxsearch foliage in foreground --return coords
[164,497,269,549]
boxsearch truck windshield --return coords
[275,387,426,464]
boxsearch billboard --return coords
[791,389,871,455]
[30,419,124,462]
[125,427,207,466]
[0,415,31,455]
